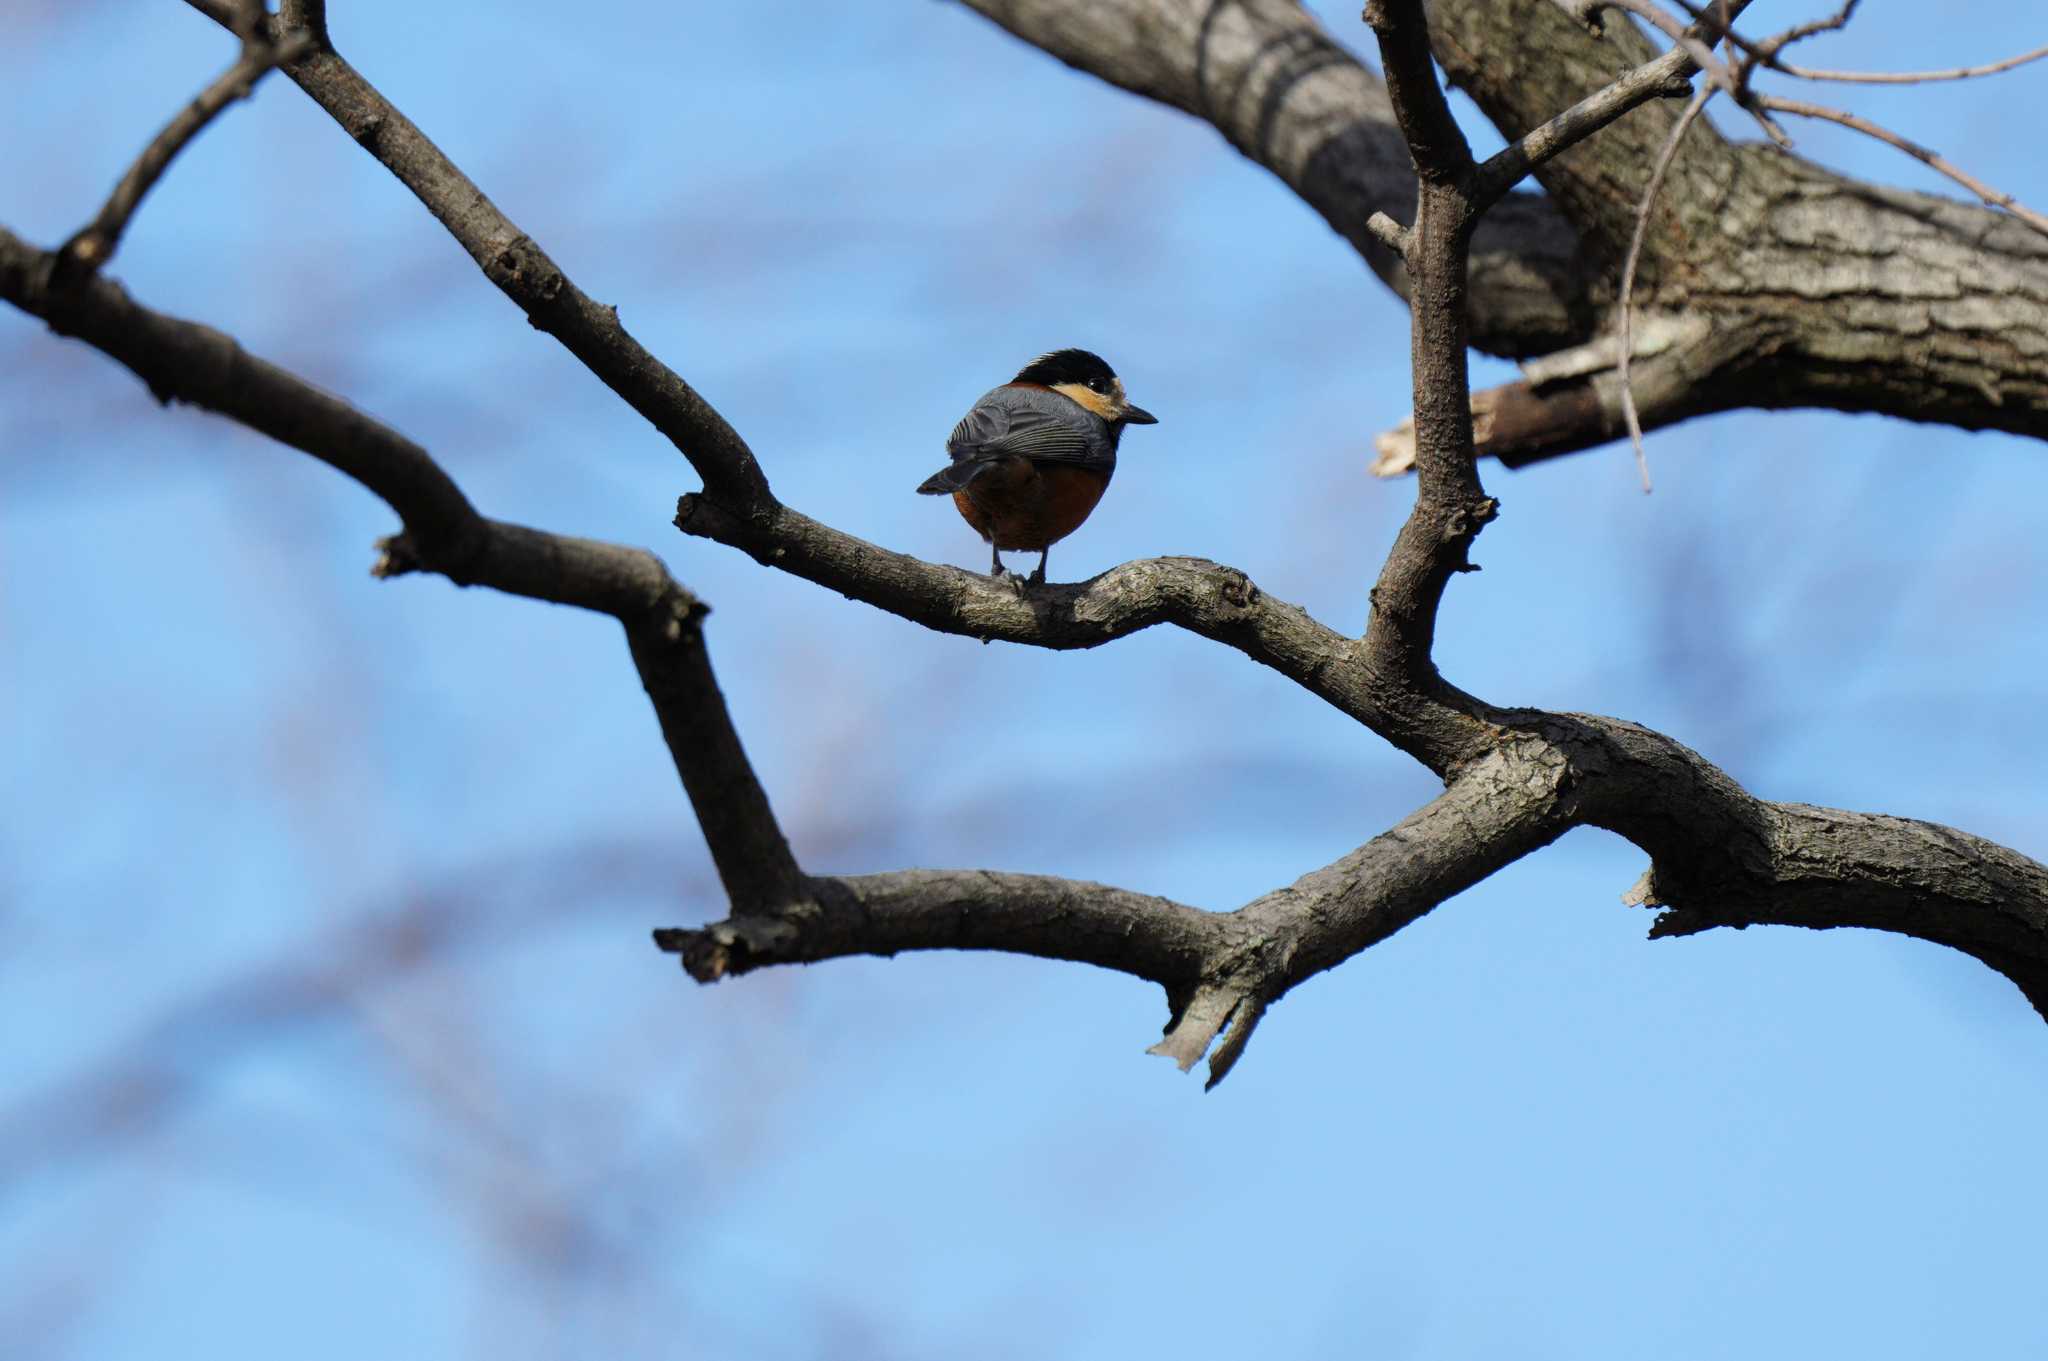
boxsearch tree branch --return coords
[1346,0,2048,1032]
[676,493,1386,717]
[654,870,1220,989]
[1468,0,1757,210]
[959,0,2048,466]
[661,761,1581,1087]
[58,16,311,277]
[1424,0,2048,465]
[16,4,2047,1088]
[954,0,1594,358]
[0,224,800,913]
[182,0,773,511]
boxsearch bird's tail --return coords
[915,459,992,495]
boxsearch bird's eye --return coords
[1088,377,1109,393]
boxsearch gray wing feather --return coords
[943,386,1111,473]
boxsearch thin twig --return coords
[1587,0,1791,145]
[57,26,310,277]
[1617,85,1713,493]
[1751,0,1860,59]
[1472,0,1756,208]
[1771,44,2048,85]
[181,0,249,28]
[1675,0,2044,84]
[1756,94,2048,239]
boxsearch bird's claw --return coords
[986,562,1028,597]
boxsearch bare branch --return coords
[1,225,476,546]
[1430,0,2048,465]
[184,1,773,511]
[57,23,311,277]
[180,0,251,33]
[1766,45,2048,85]
[0,225,801,912]
[655,870,1219,990]
[658,710,2048,1078]
[1371,316,1745,476]
[960,0,2048,460]
[1471,0,1756,209]
[1670,0,2048,84]
[1362,0,1473,184]
[619,597,807,912]
[1345,0,2048,1030]
[1616,85,1713,491]
[665,759,1581,1084]
[955,0,1594,358]
[1573,0,1793,145]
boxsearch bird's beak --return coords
[1121,403,1158,425]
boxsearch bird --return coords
[915,348,1157,586]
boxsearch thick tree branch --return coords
[954,0,1592,357]
[676,492,1392,721]
[1369,313,1751,474]
[1345,0,2048,1028]
[1566,716,2048,1021]
[1426,0,2048,465]
[959,0,2048,467]
[662,762,1580,1086]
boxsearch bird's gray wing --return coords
[945,390,1109,472]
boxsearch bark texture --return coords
[960,0,2048,467]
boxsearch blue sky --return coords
[5,2,2047,1357]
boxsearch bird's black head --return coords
[1013,348,1117,390]
[1011,347,1157,428]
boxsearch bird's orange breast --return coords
[952,460,1109,550]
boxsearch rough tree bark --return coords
[960,0,2048,471]
[5,0,2045,1086]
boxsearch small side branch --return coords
[1471,0,1756,209]
[59,13,311,277]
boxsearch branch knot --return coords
[654,917,802,982]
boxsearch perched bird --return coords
[916,348,1157,585]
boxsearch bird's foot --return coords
[986,562,1029,597]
